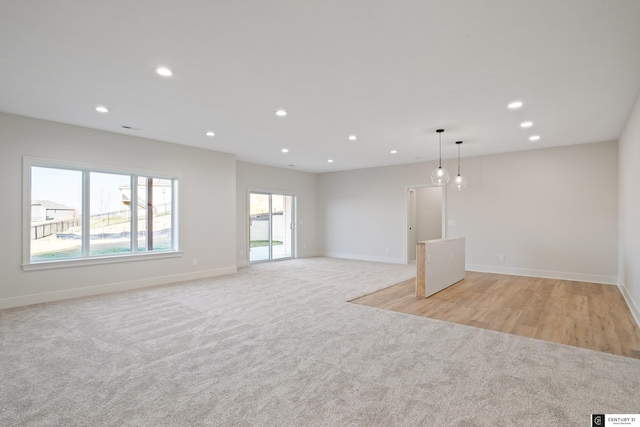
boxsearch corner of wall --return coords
[322,251,406,265]
[618,279,640,328]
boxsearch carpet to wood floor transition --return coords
[350,271,640,359]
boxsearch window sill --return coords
[22,251,183,272]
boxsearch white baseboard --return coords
[0,266,237,310]
[236,251,320,268]
[298,251,322,259]
[322,251,405,265]
[465,264,617,285]
[618,280,640,328]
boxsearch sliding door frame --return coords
[247,188,297,264]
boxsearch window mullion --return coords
[131,175,138,253]
[269,194,273,260]
[147,177,153,251]
[82,170,90,257]
[171,179,177,250]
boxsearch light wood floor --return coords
[350,272,640,359]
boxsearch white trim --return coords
[130,174,138,252]
[247,186,298,197]
[82,169,90,256]
[244,188,251,265]
[0,265,237,310]
[403,184,445,265]
[173,178,181,252]
[22,157,31,265]
[465,264,617,285]
[23,251,183,271]
[618,279,640,328]
[323,251,405,265]
[297,250,321,259]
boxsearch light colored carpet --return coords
[1,257,639,426]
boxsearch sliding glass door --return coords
[249,192,295,263]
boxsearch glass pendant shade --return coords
[430,129,450,186]
[451,174,468,191]
[451,140,467,191]
[430,167,450,186]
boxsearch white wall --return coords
[236,161,318,266]
[447,142,617,283]
[318,165,410,263]
[618,92,640,323]
[318,141,618,283]
[0,113,237,308]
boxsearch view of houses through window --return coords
[29,165,175,263]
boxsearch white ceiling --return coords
[1,1,640,173]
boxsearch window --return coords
[24,158,180,270]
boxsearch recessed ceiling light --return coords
[275,109,287,117]
[348,135,357,141]
[327,159,334,163]
[529,135,541,141]
[390,150,398,154]
[95,106,109,113]
[508,101,523,109]
[281,148,289,153]
[205,131,215,137]
[520,121,533,128]
[156,66,173,77]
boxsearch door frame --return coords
[404,184,445,264]
[247,188,297,263]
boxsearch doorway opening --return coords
[249,192,295,263]
[406,186,445,263]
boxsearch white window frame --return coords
[22,157,182,271]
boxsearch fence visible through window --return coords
[28,163,177,264]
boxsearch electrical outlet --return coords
[193,259,198,266]
[498,255,505,262]
[240,250,244,256]
[385,248,389,253]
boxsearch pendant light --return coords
[430,129,450,186]
[451,141,468,191]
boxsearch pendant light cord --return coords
[437,129,444,168]
[455,141,463,176]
